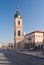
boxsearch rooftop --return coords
[25,30,44,36]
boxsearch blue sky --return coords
[0,0,44,44]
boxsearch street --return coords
[0,49,44,65]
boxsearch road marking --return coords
[0,61,11,63]
[0,53,11,64]
[0,53,5,56]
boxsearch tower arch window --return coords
[18,21,20,25]
[18,30,20,36]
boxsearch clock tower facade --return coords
[14,8,23,49]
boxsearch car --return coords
[29,48,35,51]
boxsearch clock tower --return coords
[14,8,23,49]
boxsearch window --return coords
[18,30,20,36]
[18,21,20,25]
[36,35,37,37]
[41,35,42,37]
[39,35,40,37]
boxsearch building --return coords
[14,8,23,49]
[7,43,14,49]
[14,9,44,50]
[0,43,2,48]
[24,30,44,50]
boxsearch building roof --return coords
[25,30,44,36]
[34,30,42,32]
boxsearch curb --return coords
[17,51,44,59]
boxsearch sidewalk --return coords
[17,51,44,59]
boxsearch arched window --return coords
[18,30,20,36]
[18,21,20,25]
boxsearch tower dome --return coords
[14,8,22,18]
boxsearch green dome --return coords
[14,8,21,18]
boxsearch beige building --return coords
[0,43,2,48]
[14,8,23,49]
[24,30,44,50]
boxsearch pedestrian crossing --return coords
[0,53,11,65]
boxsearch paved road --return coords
[0,48,44,65]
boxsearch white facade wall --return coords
[30,33,35,44]
[35,33,43,45]
[25,32,43,46]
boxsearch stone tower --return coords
[14,8,22,49]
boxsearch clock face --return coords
[18,15,20,18]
